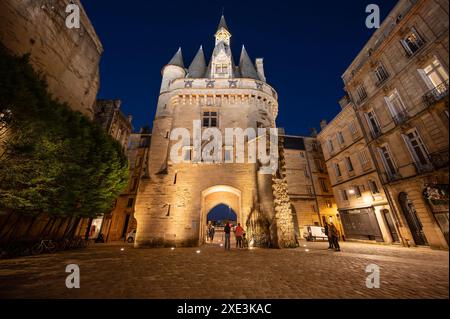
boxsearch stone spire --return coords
[239,45,259,80]
[215,15,231,46]
[188,46,206,78]
[167,47,184,68]
[216,14,230,33]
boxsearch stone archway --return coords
[200,185,242,245]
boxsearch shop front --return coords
[339,207,384,242]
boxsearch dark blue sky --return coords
[207,204,237,222]
[83,0,398,135]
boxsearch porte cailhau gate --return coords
[133,16,302,248]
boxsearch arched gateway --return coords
[133,15,297,248]
[200,185,241,245]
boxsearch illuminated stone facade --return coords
[0,0,103,119]
[322,0,448,248]
[134,16,300,248]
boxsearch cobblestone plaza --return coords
[0,241,447,299]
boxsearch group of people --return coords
[223,222,247,250]
[324,222,341,251]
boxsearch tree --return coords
[0,44,129,223]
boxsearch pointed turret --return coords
[188,46,207,78]
[167,47,184,68]
[215,15,231,46]
[216,15,230,33]
[160,47,186,92]
[239,45,259,80]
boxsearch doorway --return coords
[200,185,242,245]
[382,209,399,242]
[398,192,428,246]
[206,204,237,246]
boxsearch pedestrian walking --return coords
[235,223,244,248]
[324,222,334,250]
[330,222,341,252]
[224,221,231,250]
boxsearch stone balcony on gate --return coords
[166,78,278,101]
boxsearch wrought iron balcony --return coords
[413,162,434,174]
[381,171,402,184]
[356,94,368,105]
[405,39,425,58]
[392,109,409,125]
[422,80,449,107]
[429,149,449,170]
[375,73,390,87]
[370,128,382,139]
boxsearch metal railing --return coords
[375,73,390,87]
[370,128,382,139]
[392,109,410,125]
[429,149,449,170]
[380,171,402,184]
[405,39,426,58]
[422,80,449,107]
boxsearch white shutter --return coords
[364,113,373,134]
[417,69,435,90]
[384,96,397,117]
[401,134,420,165]
[378,148,391,177]
[400,39,412,55]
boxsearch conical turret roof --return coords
[188,46,207,78]
[167,47,184,68]
[216,15,230,33]
[239,45,259,80]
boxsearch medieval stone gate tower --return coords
[134,16,297,248]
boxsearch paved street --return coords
[0,241,448,299]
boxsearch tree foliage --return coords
[0,45,129,218]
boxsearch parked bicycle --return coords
[31,239,56,255]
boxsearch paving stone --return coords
[0,241,447,299]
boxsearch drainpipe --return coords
[351,102,407,247]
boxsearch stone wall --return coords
[0,0,103,119]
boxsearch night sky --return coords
[83,0,398,135]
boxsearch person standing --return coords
[324,222,334,250]
[209,225,215,243]
[235,223,244,249]
[330,222,341,252]
[224,222,231,251]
